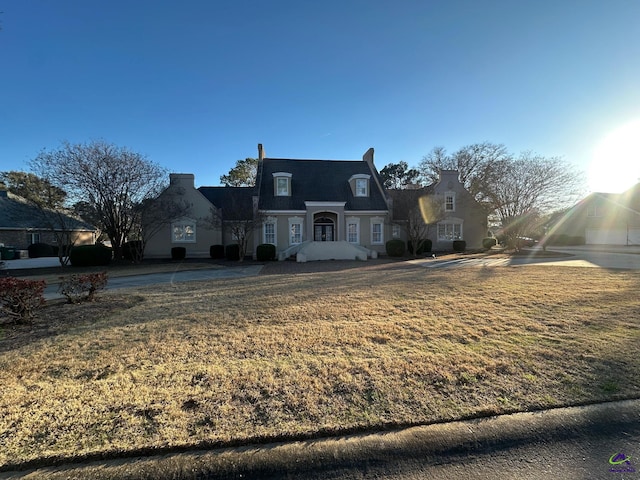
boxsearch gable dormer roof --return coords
[257,157,388,211]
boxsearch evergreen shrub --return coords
[210,245,225,259]
[28,243,56,258]
[171,247,186,260]
[482,237,497,249]
[385,239,406,257]
[256,244,276,261]
[225,244,240,261]
[69,244,112,267]
[453,240,466,252]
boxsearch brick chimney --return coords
[258,143,265,161]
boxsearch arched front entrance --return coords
[314,213,337,241]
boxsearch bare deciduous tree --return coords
[206,190,262,262]
[389,189,444,257]
[489,152,582,249]
[30,140,169,261]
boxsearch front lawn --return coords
[1,263,639,469]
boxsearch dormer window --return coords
[273,172,292,196]
[356,179,368,196]
[350,174,370,197]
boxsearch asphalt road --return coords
[42,265,264,299]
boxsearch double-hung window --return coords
[264,220,276,245]
[371,219,384,245]
[356,179,368,197]
[288,217,303,245]
[350,174,371,197]
[445,193,455,212]
[346,217,360,244]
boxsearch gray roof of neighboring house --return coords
[257,158,389,211]
[198,186,256,221]
[0,190,96,231]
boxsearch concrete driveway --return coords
[412,245,640,270]
[514,245,640,269]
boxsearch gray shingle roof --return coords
[198,187,256,221]
[257,158,389,211]
[0,191,96,231]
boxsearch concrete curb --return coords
[7,399,639,479]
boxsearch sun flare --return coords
[589,119,640,193]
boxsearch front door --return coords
[314,224,334,241]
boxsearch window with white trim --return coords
[28,233,41,244]
[263,219,276,245]
[172,221,196,243]
[288,217,303,245]
[392,225,401,238]
[445,193,456,212]
[355,178,368,197]
[346,217,360,244]
[273,172,292,196]
[371,219,384,245]
[438,223,462,240]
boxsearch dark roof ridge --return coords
[264,157,363,163]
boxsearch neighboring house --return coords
[0,190,97,252]
[144,145,487,260]
[549,183,640,245]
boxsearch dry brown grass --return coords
[1,263,639,469]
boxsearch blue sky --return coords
[1,0,640,193]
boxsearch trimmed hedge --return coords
[453,240,466,252]
[210,244,225,259]
[69,244,112,267]
[482,237,497,249]
[171,247,186,261]
[28,243,56,258]
[256,244,276,261]
[545,234,586,246]
[385,239,406,257]
[225,244,240,261]
[408,239,432,255]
